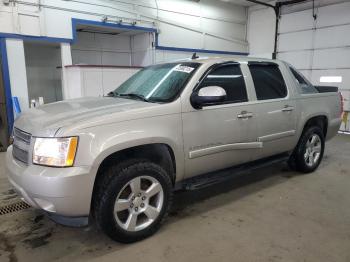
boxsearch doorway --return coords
[24,42,63,105]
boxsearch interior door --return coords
[182,63,260,178]
[247,62,297,160]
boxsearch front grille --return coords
[12,128,31,164]
[13,128,31,144]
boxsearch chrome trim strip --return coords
[258,130,296,142]
[189,142,263,159]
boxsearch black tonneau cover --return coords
[314,86,338,93]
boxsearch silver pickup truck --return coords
[6,56,342,242]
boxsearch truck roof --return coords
[177,56,283,65]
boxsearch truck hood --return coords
[14,97,157,137]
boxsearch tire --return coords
[288,126,325,173]
[94,159,173,243]
[287,154,297,171]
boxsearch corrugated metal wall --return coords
[277,1,350,114]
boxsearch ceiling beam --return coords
[279,0,308,6]
[245,0,308,8]
[245,0,275,9]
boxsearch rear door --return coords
[247,62,297,159]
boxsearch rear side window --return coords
[249,63,287,100]
[289,67,318,94]
[199,64,248,104]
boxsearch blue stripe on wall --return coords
[0,33,71,43]
[0,38,14,135]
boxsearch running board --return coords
[176,153,290,191]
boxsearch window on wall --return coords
[290,67,318,94]
[249,63,287,100]
[198,64,248,104]
[320,76,342,83]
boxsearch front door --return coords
[181,63,260,178]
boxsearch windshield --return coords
[111,62,200,103]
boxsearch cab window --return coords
[198,64,248,104]
[248,63,287,100]
[289,67,318,94]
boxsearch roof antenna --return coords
[191,52,199,59]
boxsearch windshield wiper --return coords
[119,93,149,102]
[106,91,150,102]
[107,91,119,97]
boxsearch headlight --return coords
[33,137,78,167]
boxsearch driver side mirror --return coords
[191,86,227,109]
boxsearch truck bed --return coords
[314,85,338,93]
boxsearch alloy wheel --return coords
[113,176,164,232]
[304,134,322,167]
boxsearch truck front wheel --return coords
[94,159,173,243]
[289,126,325,173]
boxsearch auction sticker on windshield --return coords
[174,65,195,73]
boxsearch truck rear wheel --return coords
[94,159,173,243]
[289,126,325,173]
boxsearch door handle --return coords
[237,111,253,119]
[282,105,294,112]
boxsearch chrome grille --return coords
[12,128,31,164]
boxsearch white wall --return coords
[132,33,154,66]
[1,0,249,110]
[247,0,348,57]
[71,31,153,66]
[154,49,238,63]
[0,0,248,53]
[72,32,133,66]
[155,0,247,52]
[64,66,140,98]
[247,1,276,58]
[5,39,29,110]
[60,42,73,100]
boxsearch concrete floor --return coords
[0,135,349,262]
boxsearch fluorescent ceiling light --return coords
[320,76,342,83]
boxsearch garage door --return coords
[277,1,350,131]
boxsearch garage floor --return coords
[0,135,349,262]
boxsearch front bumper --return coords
[6,146,94,217]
